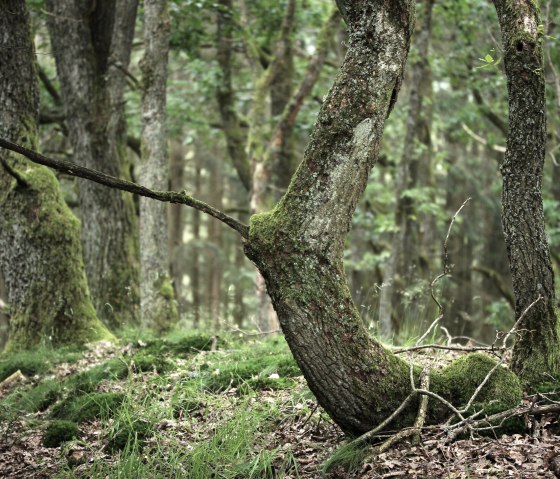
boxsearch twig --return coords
[0,138,249,239]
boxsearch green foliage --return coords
[43,420,79,448]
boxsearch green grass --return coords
[1,333,319,479]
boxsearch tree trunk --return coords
[45,0,140,329]
[191,165,202,327]
[168,142,186,311]
[138,0,178,332]
[245,1,419,434]
[0,0,112,351]
[492,0,560,382]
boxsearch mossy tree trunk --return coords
[0,0,112,351]
[45,0,140,329]
[139,0,178,331]
[491,0,560,383]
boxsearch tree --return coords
[0,0,112,351]
[138,0,179,330]
[45,0,140,329]
[491,0,560,383]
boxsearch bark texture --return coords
[492,0,560,382]
[0,0,112,351]
[45,0,140,329]
[139,0,178,331]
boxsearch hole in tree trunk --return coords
[516,41,524,52]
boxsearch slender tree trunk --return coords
[168,142,186,310]
[492,0,560,382]
[208,168,223,332]
[138,0,178,331]
[45,0,140,329]
[0,0,112,351]
[191,165,202,327]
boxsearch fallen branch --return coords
[0,138,249,239]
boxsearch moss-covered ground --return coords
[0,332,558,479]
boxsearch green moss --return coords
[203,351,301,393]
[144,333,216,356]
[2,164,115,352]
[431,353,522,420]
[43,420,79,448]
[51,392,126,423]
[131,353,172,373]
[67,358,129,394]
[0,347,82,381]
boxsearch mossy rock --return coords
[43,420,79,448]
[430,353,523,422]
[51,392,126,423]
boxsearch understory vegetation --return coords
[1,331,559,478]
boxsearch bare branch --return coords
[0,138,249,239]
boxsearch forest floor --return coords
[0,332,559,479]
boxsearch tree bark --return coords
[0,0,112,351]
[45,0,140,329]
[138,0,178,331]
[492,0,560,382]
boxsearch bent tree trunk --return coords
[0,0,112,351]
[245,0,418,435]
[492,0,560,383]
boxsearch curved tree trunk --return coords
[45,0,140,329]
[245,1,417,434]
[492,0,560,383]
[139,0,178,331]
[0,0,112,351]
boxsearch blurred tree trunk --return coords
[0,0,112,351]
[379,0,434,337]
[191,165,202,327]
[45,0,140,329]
[492,0,560,383]
[138,0,178,331]
[0,273,7,350]
[168,142,186,311]
[217,0,339,332]
[207,166,223,331]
